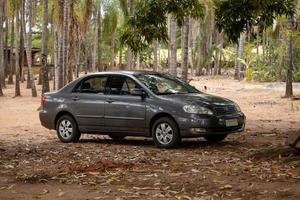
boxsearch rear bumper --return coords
[39,110,55,130]
[178,113,246,138]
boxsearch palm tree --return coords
[234,33,245,80]
[97,3,103,72]
[169,14,177,76]
[0,0,4,96]
[285,15,294,97]
[23,0,37,97]
[7,0,15,85]
[41,0,50,94]
[14,4,20,97]
[153,39,158,72]
[62,0,70,85]
[181,16,190,82]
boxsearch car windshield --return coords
[134,74,200,95]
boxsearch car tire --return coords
[204,134,227,143]
[56,114,81,143]
[152,117,181,148]
[109,135,126,141]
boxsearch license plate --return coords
[226,119,238,127]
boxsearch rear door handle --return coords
[72,97,80,101]
[106,99,114,103]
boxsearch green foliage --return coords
[121,0,205,53]
[293,71,300,82]
[215,0,295,43]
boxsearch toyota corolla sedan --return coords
[39,71,245,148]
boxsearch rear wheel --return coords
[204,134,227,143]
[56,115,81,143]
[152,117,181,148]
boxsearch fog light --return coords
[191,128,207,133]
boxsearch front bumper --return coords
[178,113,246,138]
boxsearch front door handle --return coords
[106,99,114,103]
[72,97,80,101]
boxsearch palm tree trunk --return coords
[214,32,223,76]
[7,11,15,84]
[62,0,70,85]
[181,16,190,82]
[169,14,177,76]
[24,0,37,97]
[41,0,50,94]
[136,53,140,70]
[15,7,21,97]
[0,0,4,96]
[119,47,123,70]
[4,14,8,84]
[54,31,59,90]
[67,1,74,82]
[97,6,102,72]
[153,40,158,72]
[235,33,245,80]
[110,31,116,70]
[127,50,132,70]
[285,15,293,97]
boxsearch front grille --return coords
[213,105,236,115]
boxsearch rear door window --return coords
[75,76,108,94]
[108,76,140,95]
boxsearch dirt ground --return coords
[0,76,300,200]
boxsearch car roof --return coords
[89,70,161,76]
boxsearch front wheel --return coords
[152,117,181,148]
[204,134,227,143]
[56,115,81,143]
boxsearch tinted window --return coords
[109,76,140,95]
[75,76,108,94]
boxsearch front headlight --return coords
[183,105,213,115]
[234,103,241,112]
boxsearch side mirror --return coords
[131,88,147,98]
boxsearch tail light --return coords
[41,95,46,106]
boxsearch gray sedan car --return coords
[40,71,245,148]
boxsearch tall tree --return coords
[235,33,245,80]
[7,1,15,85]
[121,0,204,77]
[97,3,103,72]
[41,0,50,94]
[215,0,295,94]
[24,0,37,97]
[169,14,177,76]
[14,4,20,97]
[62,0,70,85]
[0,0,4,96]
[181,16,190,81]
[285,15,294,97]
[153,40,158,72]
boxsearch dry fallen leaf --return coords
[220,184,233,190]
[57,191,65,197]
[39,188,49,195]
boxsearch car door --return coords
[70,75,108,131]
[104,75,146,134]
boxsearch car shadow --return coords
[77,136,244,150]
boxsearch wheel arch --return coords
[54,111,77,128]
[149,113,180,136]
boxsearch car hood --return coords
[159,93,233,107]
